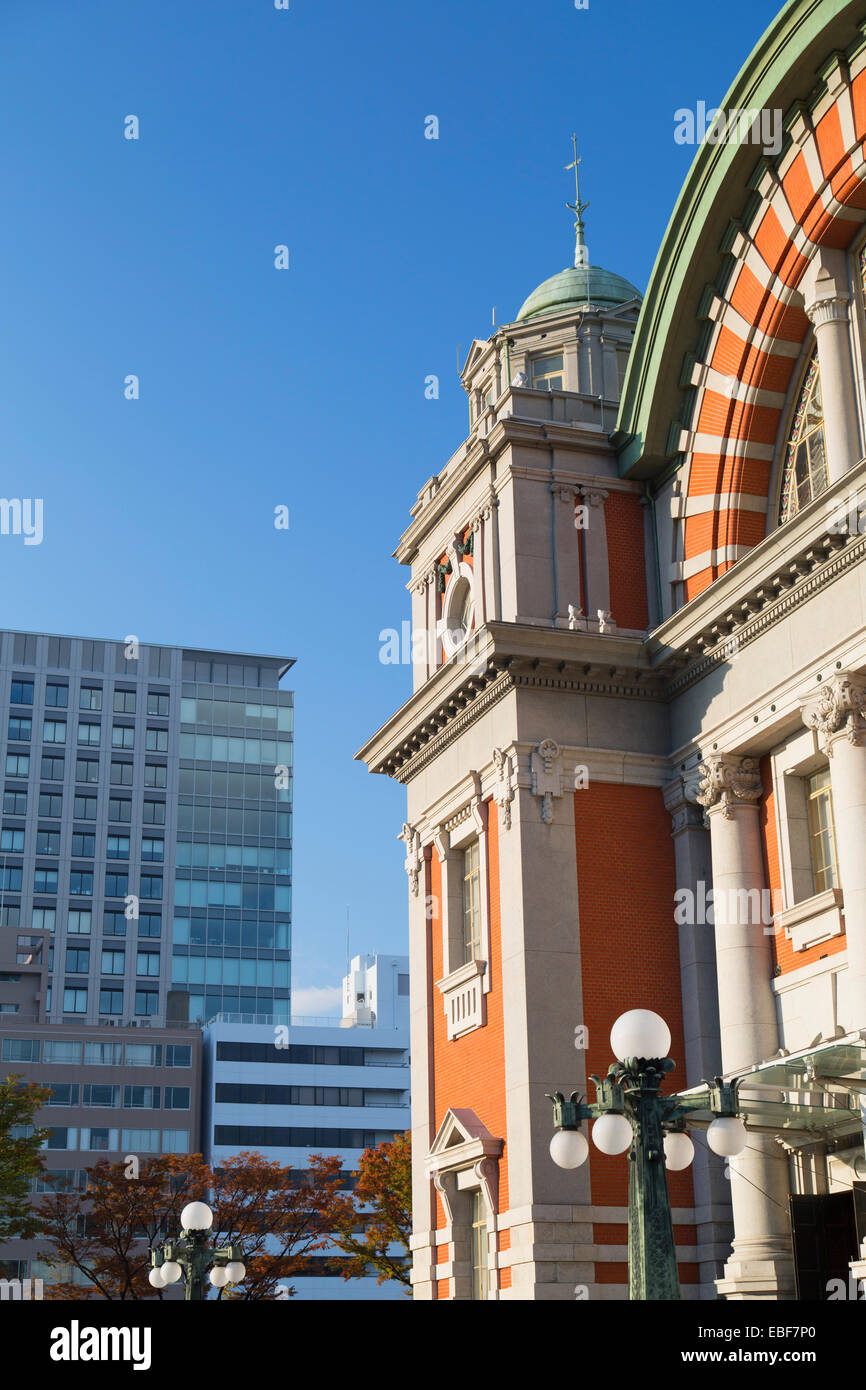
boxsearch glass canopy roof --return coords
[672,1037,866,1149]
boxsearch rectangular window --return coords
[101,949,125,975]
[145,728,168,752]
[31,908,55,932]
[113,690,136,714]
[77,723,101,746]
[36,830,60,854]
[134,990,159,1017]
[71,833,95,857]
[68,910,91,935]
[471,1189,488,1300]
[34,868,58,893]
[1,1037,40,1062]
[73,795,97,819]
[110,761,134,786]
[165,1045,191,1068]
[108,798,132,823]
[530,352,564,391]
[83,1043,122,1066]
[40,755,64,780]
[106,836,130,859]
[140,876,162,900]
[807,768,839,894]
[144,763,167,789]
[43,1040,80,1064]
[79,688,102,711]
[65,946,90,973]
[0,866,22,891]
[147,694,169,717]
[98,989,123,1014]
[10,680,33,705]
[161,1130,189,1153]
[103,913,127,937]
[121,1129,160,1152]
[462,840,482,964]
[69,871,93,896]
[111,725,135,750]
[164,1087,190,1110]
[46,1083,79,1107]
[43,720,66,745]
[45,684,68,708]
[46,1128,73,1151]
[8,716,32,742]
[141,838,164,862]
[138,914,161,938]
[75,758,99,784]
[82,1083,120,1105]
[105,872,128,897]
[123,1086,160,1110]
[142,800,166,826]
[136,951,160,977]
[62,988,87,1014]
[38,793,62,818]
[6,754,29,778]
[125,1043,162,1067]
[84,1128,111,1151]
[3,790,27,814]
[0,829,25,852]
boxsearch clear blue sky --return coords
[0,0,783,1002]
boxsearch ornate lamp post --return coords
[548,1009,747,1301]
[148,1201,247,1301]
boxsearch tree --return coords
[328,1132,412,1291]
[0,1074,51,1241]
[36,1150,346,1299]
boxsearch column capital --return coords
[695,754,763,819]
[800,671,866,755]
[663,775,707,833]
[805,293,851,329]
[580,487,609,508]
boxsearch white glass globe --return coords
[148,1266,166,1288]
[707,1116,748,1157]
[161,1260,183,1284]
[181,1201,213,1231]
[610,1010,671,1062]
[225,1261,246,1284]
[549,1128,589,1169]
[664,1131,695,1171]
[209,1266,229,1288]
[592,1113,633,1155]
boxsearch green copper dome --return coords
[516,264,641,321]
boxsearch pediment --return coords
[426,1107,502,1174]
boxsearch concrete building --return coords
[0,631,293,1028]
[358,0,866,1301]
[0,1016,202,1287]
[202,953,410,1299]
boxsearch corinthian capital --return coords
[801,672,866,755]
[804,293,850,329]
[695,754,762,819]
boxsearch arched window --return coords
[778,349,827,524]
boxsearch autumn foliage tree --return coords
[36,1150,346,1299]
[328,1132,412,1291]
[0,1074,51,1241]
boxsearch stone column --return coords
[664,777,732,1297]
[697,755,796,1300]
[801,671,866,1008]
[802,248,861,483]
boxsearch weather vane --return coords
[565,133,590,268]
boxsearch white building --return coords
[202,953,410,1299]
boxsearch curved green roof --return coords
[516,264,641,321]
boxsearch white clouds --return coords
[291,984,342,1019]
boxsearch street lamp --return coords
[148,1201,247,1301]
[548,1009,746,1301]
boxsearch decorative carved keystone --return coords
[530,738,563,825]
[695,754,763,820]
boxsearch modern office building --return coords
[359,0,866,1301]
[202,953,410,1299]
[0,630,293,1029]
